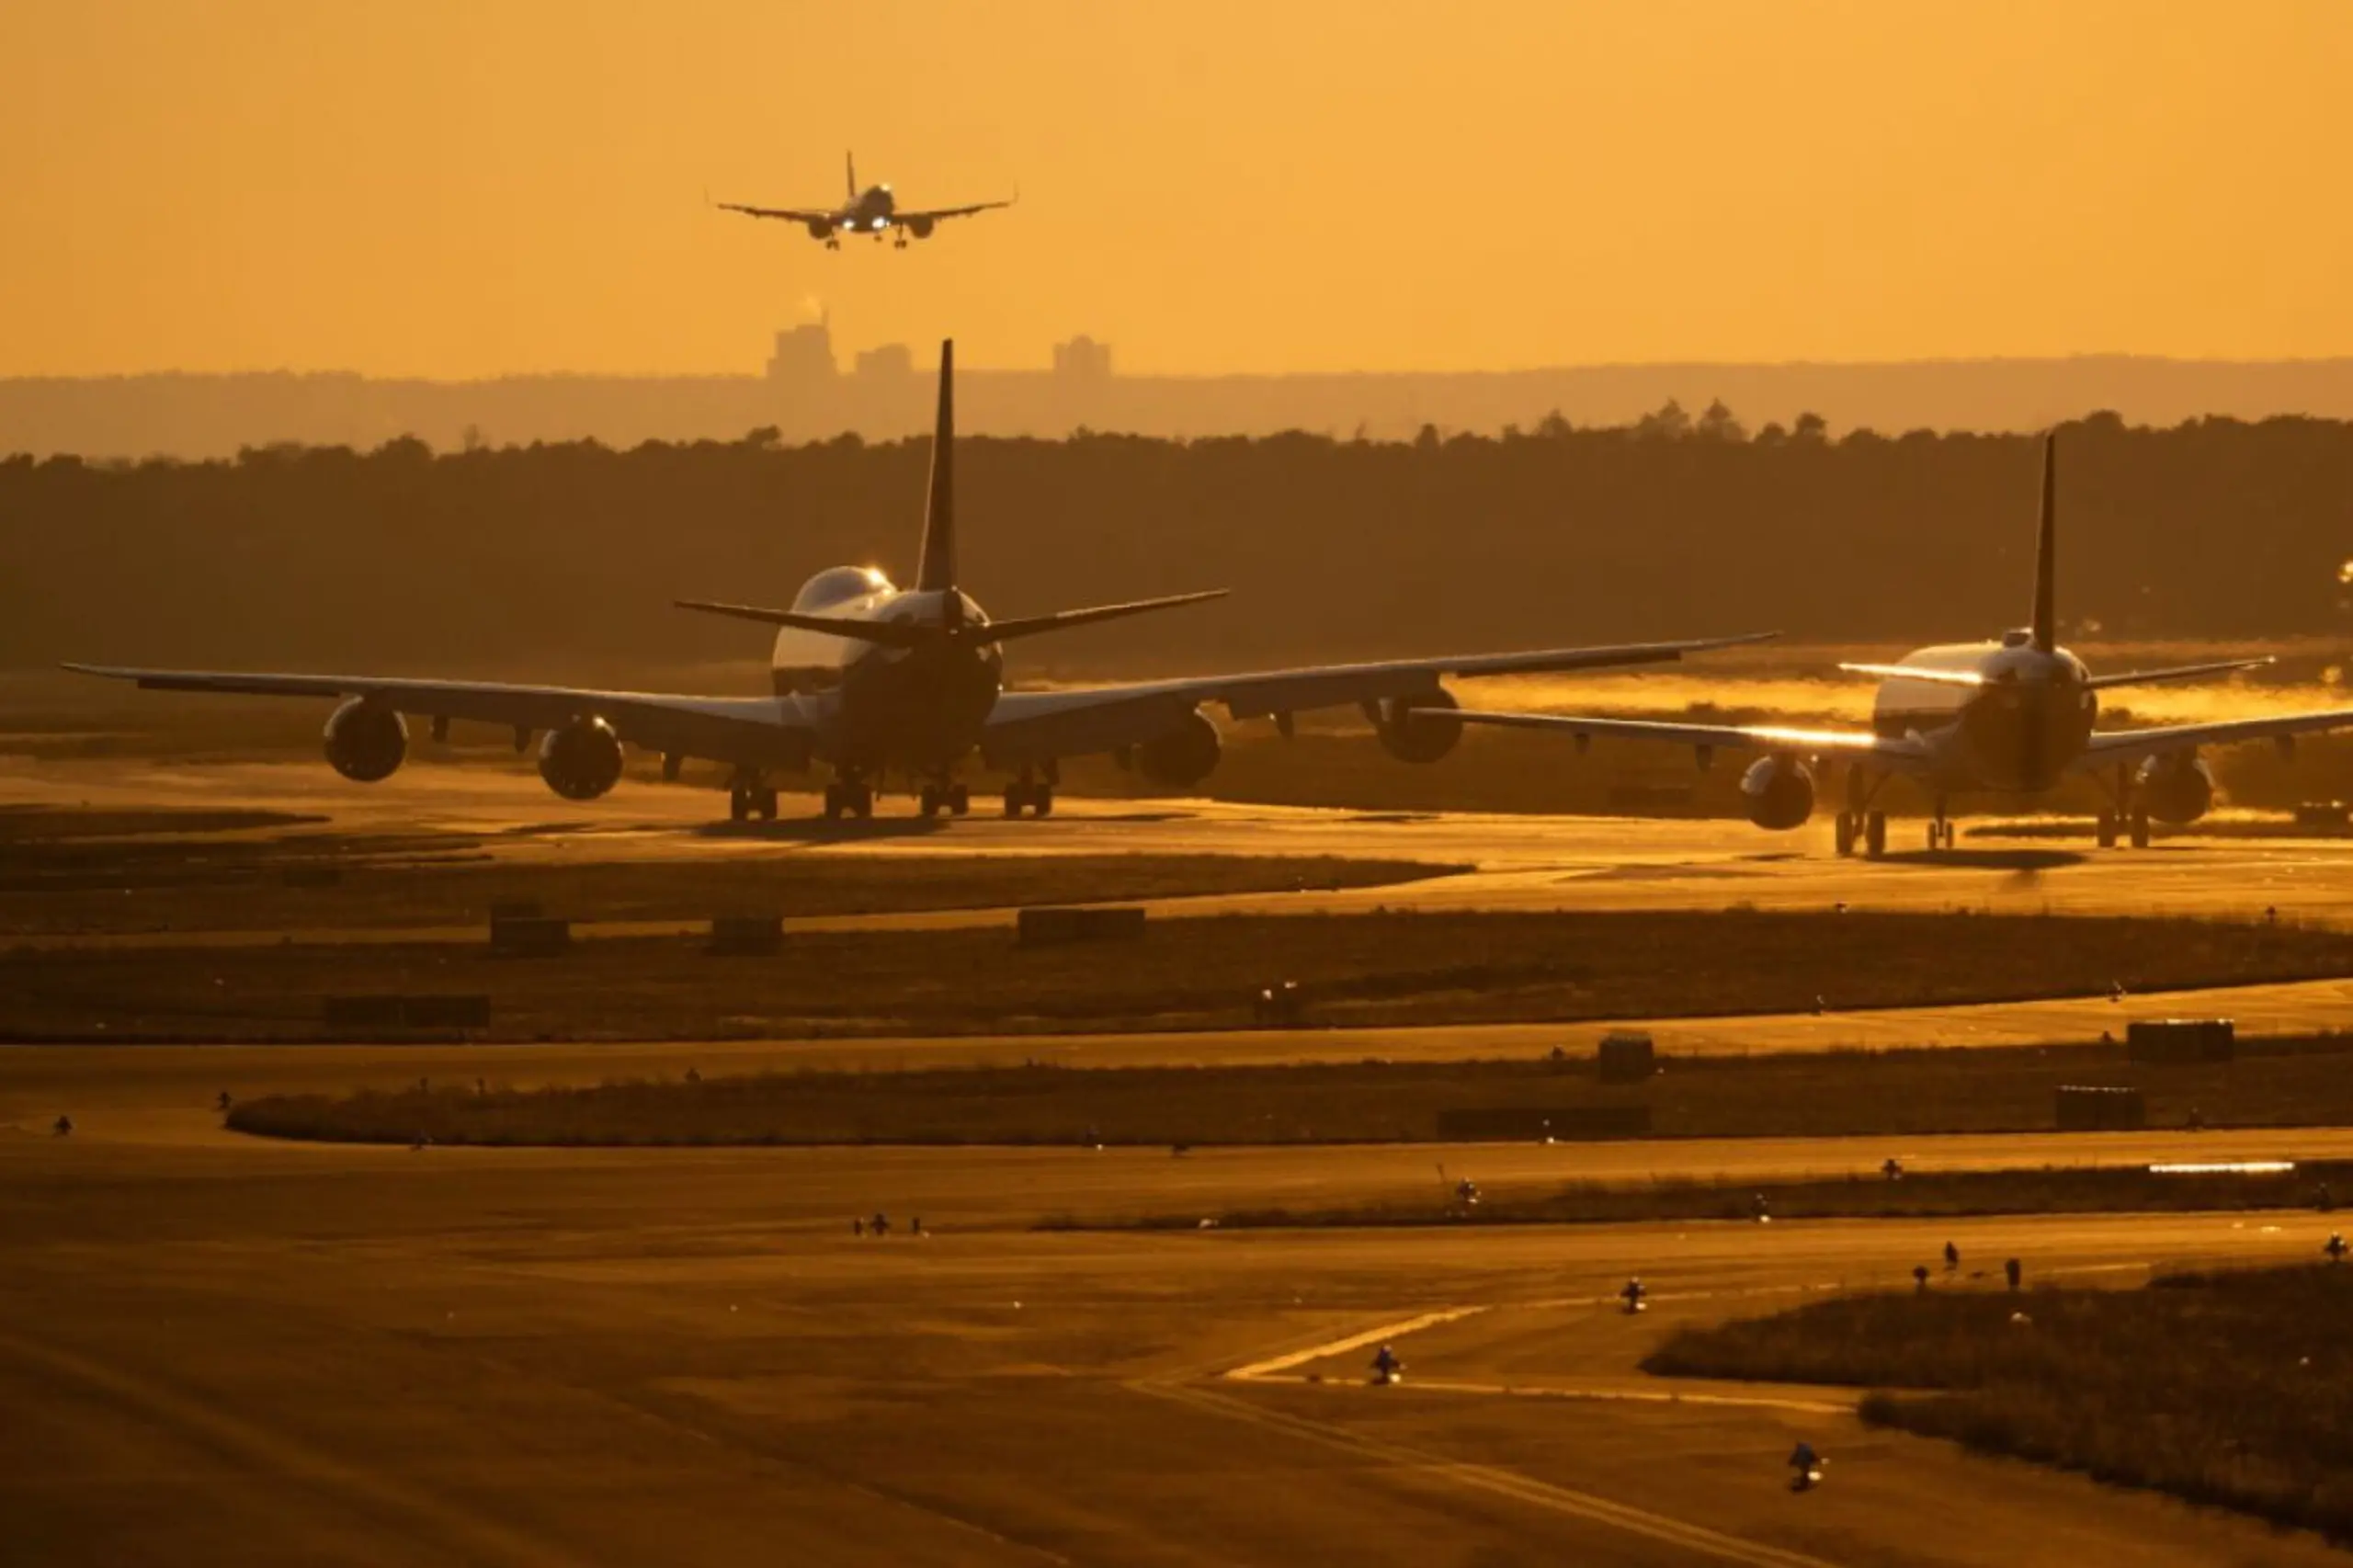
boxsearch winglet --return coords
[915,339,957,593]
[846,150,858,203]
[2030,431,2057,653]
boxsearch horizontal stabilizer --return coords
[671,599,931,648]
[2085,657,2273,691]
[1837,662,1986,687]
[980,589,1229,643]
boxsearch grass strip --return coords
[1643,1263,2353,1542]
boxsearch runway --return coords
[9,759,2353,1562]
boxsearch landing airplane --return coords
[67,342,1774,824]
[715,153,1013,249]
[1451,433,2353,857]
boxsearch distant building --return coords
[854,343,915,380]
[766,322,835,386]
[1053,335,1113,382]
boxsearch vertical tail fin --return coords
[846,151,858,202]
[2029,432,2056,653]
[915,339,956,593]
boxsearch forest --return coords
[5,408,2347,675]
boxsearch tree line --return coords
[5,409,2347,675]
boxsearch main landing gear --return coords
[2095,807,2152,849]
[728,773,780,823]
[2094,762,2152,849]
[1834,810,1888,858]
[1003,778,1054,818]
[822,775,874,822]
[916,780,972,819]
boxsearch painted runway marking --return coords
[1142,1381,1844,1568]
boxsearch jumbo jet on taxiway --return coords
[67,341,1772,824]
[715,152,1014,249]
[1451,433,2353,857]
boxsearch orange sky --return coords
[6,1,2352,378]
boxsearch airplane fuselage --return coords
[767,569,1003,774]
[1870,634,2097,793]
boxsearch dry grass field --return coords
[1645,1263,2353,1541]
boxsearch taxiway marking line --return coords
[1265,1374,1856,1417]
[1221,1306,1488,1381]
[1142,1381,1843,1568]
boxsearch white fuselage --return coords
[1870,633,2097,792]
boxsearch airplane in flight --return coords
[1450,433,2353,857]
[68,342,1774,824]
[715,153,1014,249]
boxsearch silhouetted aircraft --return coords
[67,342,1772,824]
[1452,434,2353,856]
[715,153,1013,249]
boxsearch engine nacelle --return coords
[2137,752,2215,824]
[538,716,625,801]
[1740,755,1816,831]
[323,697,406,783]
[906,215,935,239]
[1371,688,1463,764]
[1136,709,1222,788]
[805,218,835,241]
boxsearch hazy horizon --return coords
[9,3,2353,380]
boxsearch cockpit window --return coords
[793,566,893,609]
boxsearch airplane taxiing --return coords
[67,341,1774,824]
[716,153,1014,249]
[1451,434,2353,857]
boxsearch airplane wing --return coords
[1449,710,1934,765]
[897,198,1017,222]
[714,201,837,223]
[2075,708,2353,769]
[977,633,1778,767]
[61,665,817,768]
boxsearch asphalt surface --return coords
[8,758,2353,1563]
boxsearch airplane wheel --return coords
[852,786,873,821]
[949,784,971,816]
[2130,809,2151,849]
[822,783,844,822]
[730,785,751,823]
[2096,809,2118,848]
[755,787,779,821]
[1834,812,1856,857]
[1864,811,1888,858]
[918,785,940,819]
[1034,788,1054,819]
[1003,784,1027,818]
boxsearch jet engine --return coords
[538,716,625,801]
[1370,688,1463,764]
[323,697,407,782]
[805,218,835,241]
[2137,752,2215,824]
[906,216,935,239]
[1137,709,1222,788]
[1739,755,1816,831]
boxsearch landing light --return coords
[2339,559,2353,585]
